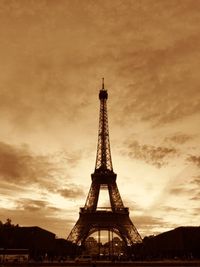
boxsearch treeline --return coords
[0,218,19,228]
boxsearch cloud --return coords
[0,1,93,136]
[168,183,198,197]
[169,187,189,195]
[0,141,57,186]
[164,133,193,145]
[0,140,87,196]
[134,215,163,227]
[57,184,85,199]
[192,208,200,216]
[0,141,84,196]
[191,175,200,185]
[168,180,200,204]
[124,140,177,167]
[1,0,200,138]
[56,150,83,168]
[187,155,200,167]
[132,215,167,237]
[189,176,200,201]
[0,0,47,15]
[16,198,60,212]
[161,206,183,212]
[113,32,200,127]
[190,194,200,201]
[0,181,27,196]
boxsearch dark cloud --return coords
[1,0,199,132]
[0,1,93,134]
[0,0,47,15]
[113,32,200,127]
[0,142,83,195]
[15,198,61,213]
[124,140,177,167]
[16,199,50,212]
[169,185,195,196]
[164,133,193,145]
[191,175,200,185]
[57,184,85,199]
[0,142,53,183]
[169,187,186,195]
[187,155,200,167]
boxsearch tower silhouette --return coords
[67,80,142,245]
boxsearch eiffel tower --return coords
[67,79,142,246]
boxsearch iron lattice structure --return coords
[67,80,142,245]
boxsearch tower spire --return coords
[95,79,113,172]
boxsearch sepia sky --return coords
[0,0,200,239]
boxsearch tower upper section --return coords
[95,79,113,173]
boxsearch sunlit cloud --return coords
[123,140,177,168]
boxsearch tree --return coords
[4,218,12,227]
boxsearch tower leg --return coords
[98,228,100,257]
[108,229,111,259]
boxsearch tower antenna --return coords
[102,77,104,90]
